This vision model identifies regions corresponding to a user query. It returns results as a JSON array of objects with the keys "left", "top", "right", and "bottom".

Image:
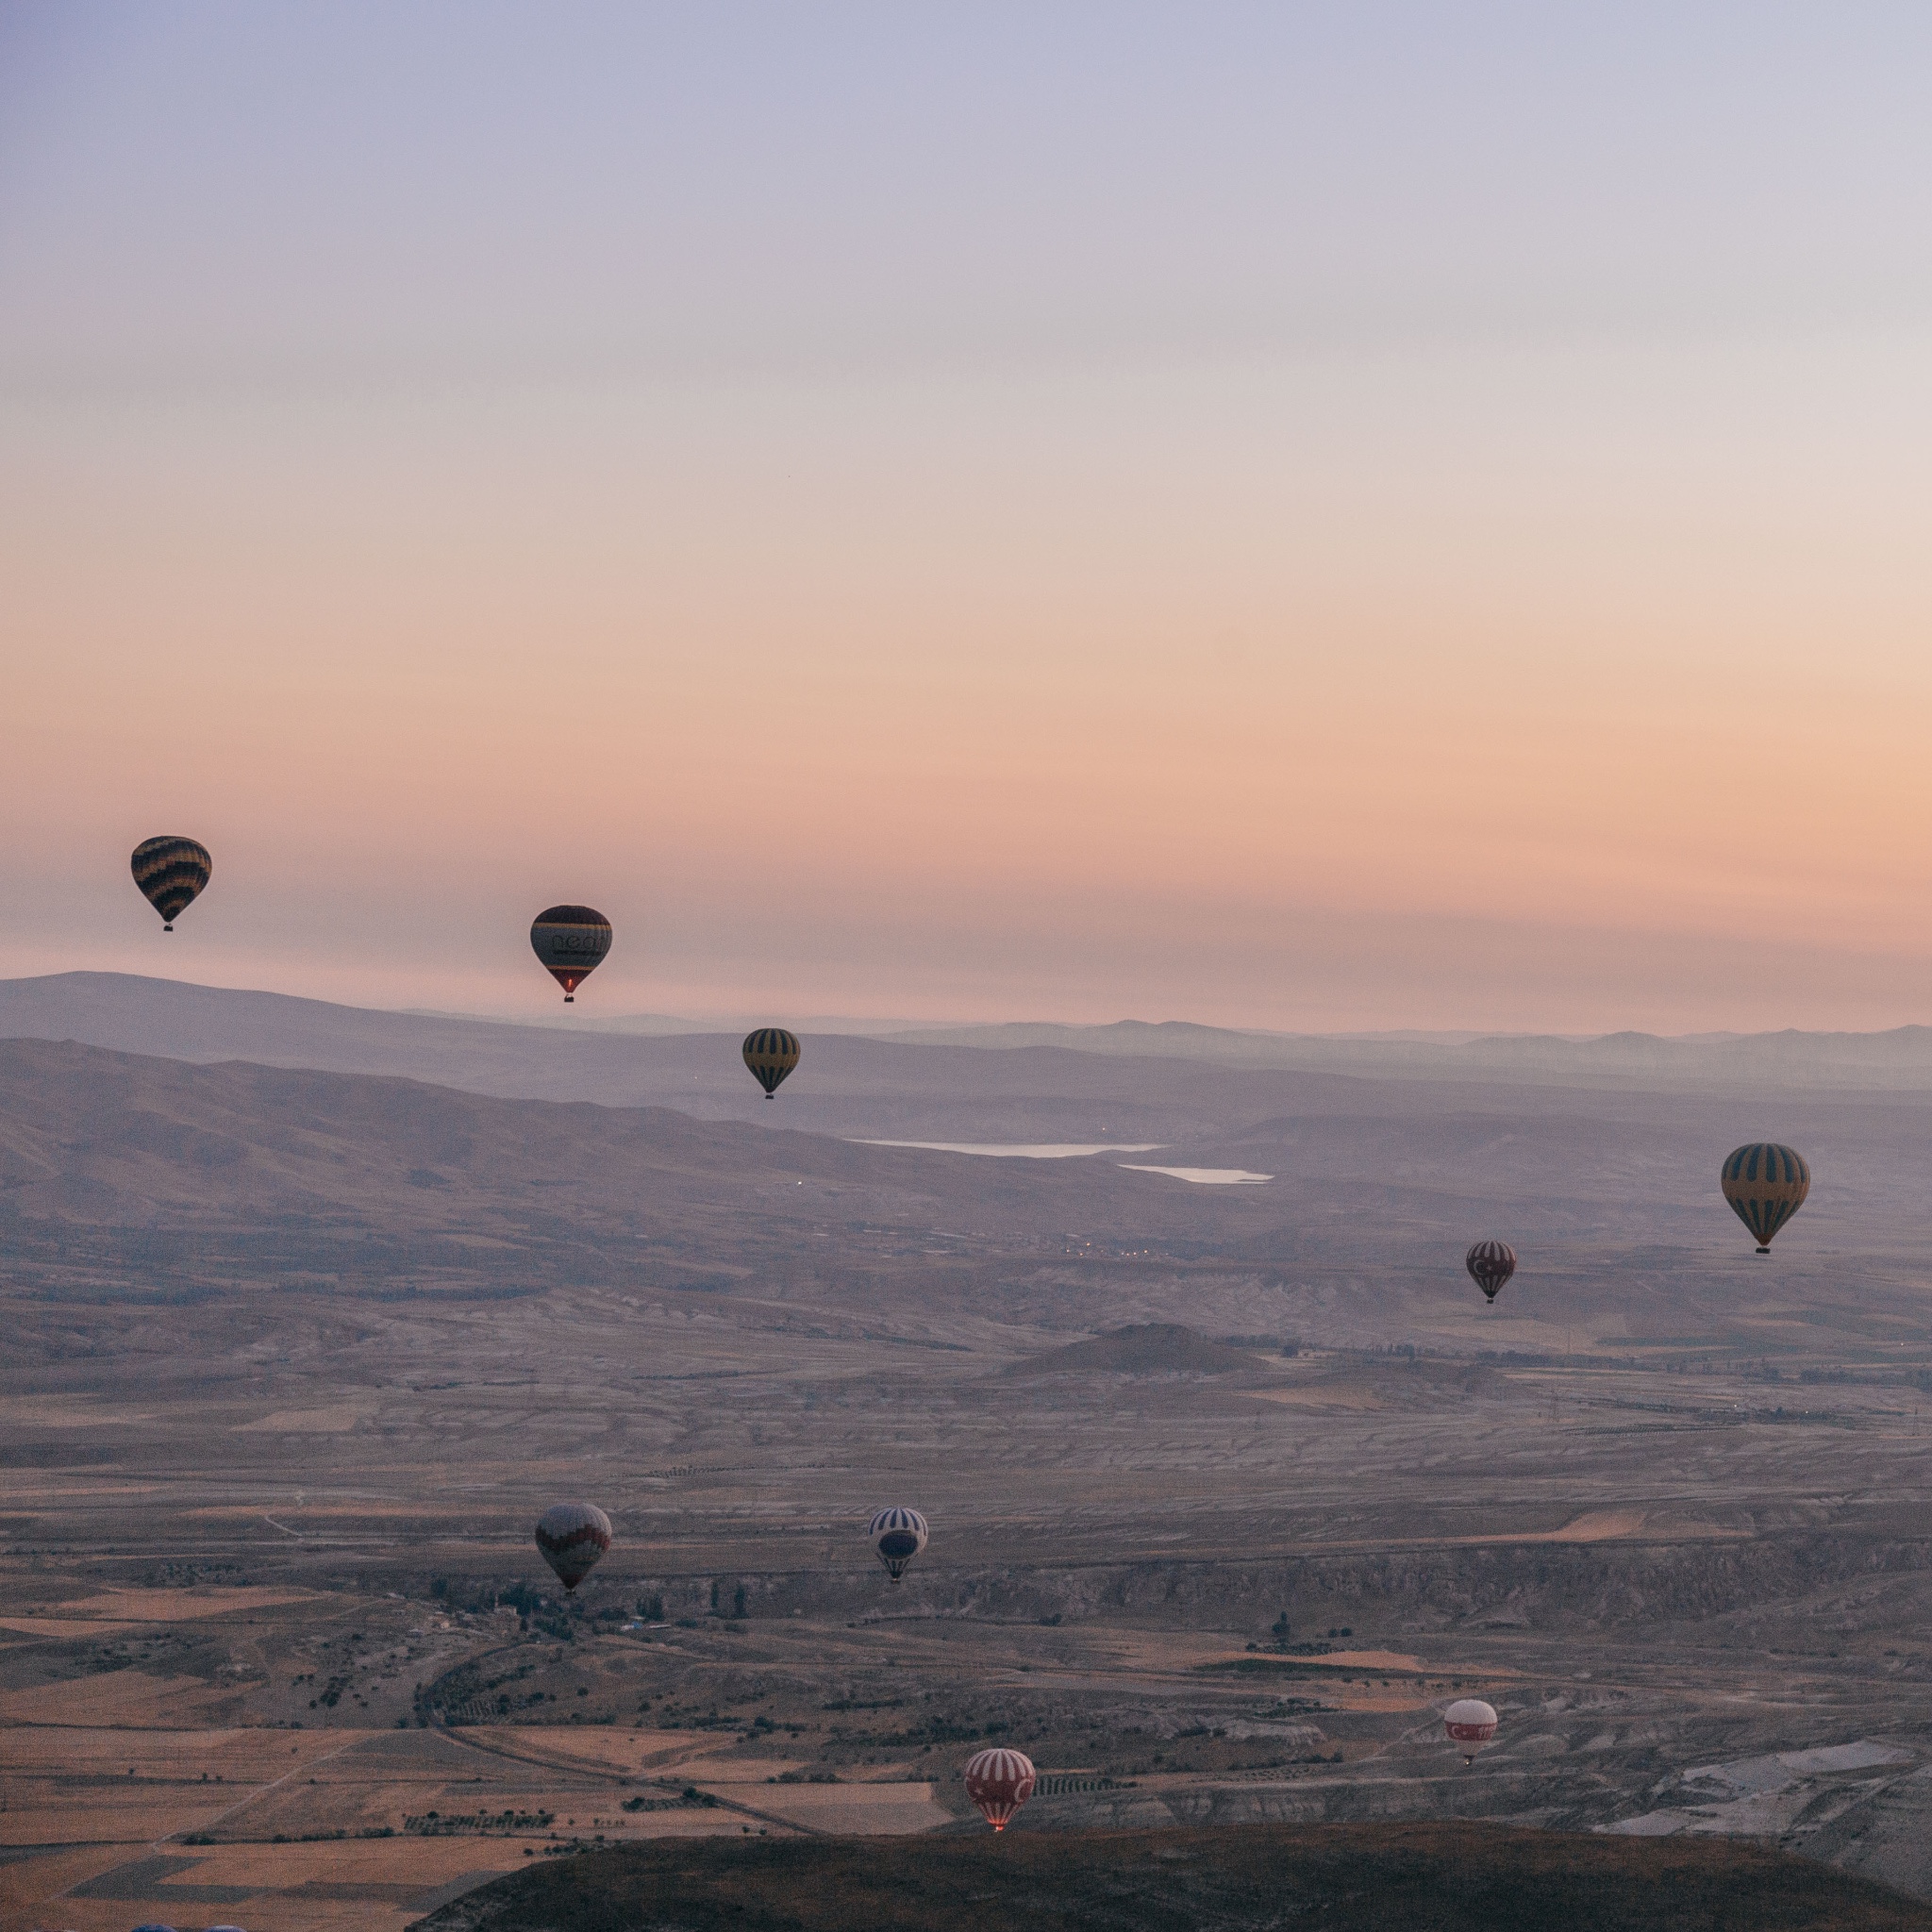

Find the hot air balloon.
[
  {"left": 742, "top": 1027, "right": 801, "bottom": 1099},
  {"left": 131, "top": 836, "right": 211, "bottom": 931},
  {"left": 963, "top": 1746, "right": 1036, "bottom": 1831},
  {"left": 1443, "top": 1697, "right": 1498, "bottom": 1766},
  {"left": 1721, "top": 1142, "right": 1810, "bottom": 1255},
  {"left": 868, "top": 1507, "right": 927, "bottom": 1583},
  {"left": 1464, "top": 1240, "right": 1516, "bottom": 1305},
  {"left": 529, "top": 906, "right": 611, "bottom": 1002},
  {"left": 534, "top": 1501, "right": 611, "bottom": 1591}
]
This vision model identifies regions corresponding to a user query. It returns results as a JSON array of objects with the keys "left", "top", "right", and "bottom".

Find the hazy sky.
[{"left": 6, "top": 4, "right": 1932, "bottom": 1031}]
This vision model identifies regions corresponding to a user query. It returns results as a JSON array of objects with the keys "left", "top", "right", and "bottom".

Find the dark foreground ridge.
[{"left": 411, "top": 1822, "right": 1932, "bottom": 1931}]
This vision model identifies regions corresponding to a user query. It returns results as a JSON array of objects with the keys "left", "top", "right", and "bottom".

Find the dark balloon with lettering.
[{"left": 530, "top": 906, "right": 612, "bottom": 1002}]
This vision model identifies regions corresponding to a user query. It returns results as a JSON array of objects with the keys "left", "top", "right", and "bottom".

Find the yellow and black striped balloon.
[
  {"left": 529, "top": 905, "right": 611, "bottom": 1002},
  {"left": 742, "top": 1026, "right": 801, "bottom": 1098},
  {"left": 1720, "top": 1141, "right": 1810, "bottom": 1254},
  {"left": 131, "top": 836, "right": 211, "bottom": 930}
]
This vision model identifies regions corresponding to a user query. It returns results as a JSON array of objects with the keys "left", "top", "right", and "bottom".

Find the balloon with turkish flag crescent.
[
  {"left": 963, "top": 1747, "right": 1036, "bottom": 1831},
  {"left": 1444, "top": 1697, "right": 1498, "bottom": 1766}
]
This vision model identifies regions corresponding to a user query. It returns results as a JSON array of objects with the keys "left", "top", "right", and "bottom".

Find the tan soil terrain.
[{"left": 8, "top": 986, "right": 1932, "bottom": 1928}]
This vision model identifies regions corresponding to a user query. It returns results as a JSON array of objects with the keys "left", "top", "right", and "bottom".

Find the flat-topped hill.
[
  {"left": 1006, "top": 1321, "right": 1264, "bottom": 1377},
  {"left": 412, "top": 1821, "right": 1932, "bottom": 1930}
]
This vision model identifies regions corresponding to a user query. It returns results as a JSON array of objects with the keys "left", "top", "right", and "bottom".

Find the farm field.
[{"left": 13, "top": 1318, "right": 1932, "bottom": 1929}]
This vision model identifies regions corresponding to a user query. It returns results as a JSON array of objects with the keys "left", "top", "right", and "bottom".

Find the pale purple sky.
[{"left": 6, "top": 4, "right": 1932, "bottom": 1029}]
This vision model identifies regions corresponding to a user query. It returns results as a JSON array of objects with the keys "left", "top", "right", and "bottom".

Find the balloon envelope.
[
  {"left": 742, "top": 1027, "right": 801, "bottom": 1097},
  {"left": 963, "top": 1746, "right": 1036, "bottom": 1830},
  {"left": 534, "top": 1501, "right": 611, "bottom": 1591},
  {"left": 1464, "top": 1240, "right": 1516, "bottom": 1303},
  {"left": 131, "top": 836, "right": 211, "bottom": 929},
  {"left": 530, "top": 906, "right": 611, "bottom": 1001},
  {"left": 1444, "top": 1697, "right": 1498, "bottom": 1763},
  {"left": 867, "top": 1506, "right": 928, "bottom": 1582},
  {"left": 1721, "top": 1142, "right": 1809, "bottom": 1253}
]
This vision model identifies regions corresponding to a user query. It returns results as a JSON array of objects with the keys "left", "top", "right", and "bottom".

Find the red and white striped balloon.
[
  {"left": 963, "top": 1746, "right": 1036, "bottom": 1831},
  {"left": 1463, "top": 1240, "right": 1517, "bottom": 1304}
]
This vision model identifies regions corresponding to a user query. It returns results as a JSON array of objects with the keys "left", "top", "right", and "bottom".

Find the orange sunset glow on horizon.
[{"left": 7, "top": 6, "right": 1932, "bottom": 1036}]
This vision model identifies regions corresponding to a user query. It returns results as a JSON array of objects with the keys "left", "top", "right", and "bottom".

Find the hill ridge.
[{"left": 412, "top": 1820, "right": 1932, "bottom": 1930}]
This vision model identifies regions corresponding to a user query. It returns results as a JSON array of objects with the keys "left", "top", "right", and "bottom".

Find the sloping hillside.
[
  {"left": 0, "top": 1038, "right": 1293, "bottom": 1306},
  {"left": 6, "top": 1032, "right": 1931, "bottom": 1362}
]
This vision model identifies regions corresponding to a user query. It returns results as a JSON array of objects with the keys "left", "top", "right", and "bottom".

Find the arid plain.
[{"left": 8, "top": 975, "right": 1932, "bottom": 1930}]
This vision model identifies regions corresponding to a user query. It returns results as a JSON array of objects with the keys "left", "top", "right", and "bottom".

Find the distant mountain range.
[
  {"left": 8, "top": 973, "right": 1932, "bottom": 1099},
  {"left": 884, "top": 1016, "right": 1932, "bottom": 1089},
  {"left": 0, "top": 971, "right": 1371, "bottom": 1141}
]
